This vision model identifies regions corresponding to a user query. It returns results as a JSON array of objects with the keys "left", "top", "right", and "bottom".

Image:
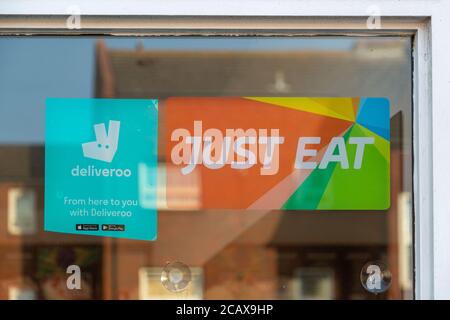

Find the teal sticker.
[{"left": 45, "top": 98, "right": 158, "bottom": 241}]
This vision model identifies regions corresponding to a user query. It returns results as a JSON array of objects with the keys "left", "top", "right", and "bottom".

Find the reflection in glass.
[{"left": 0, "top": 36, "right": 413, "bottom": 300}]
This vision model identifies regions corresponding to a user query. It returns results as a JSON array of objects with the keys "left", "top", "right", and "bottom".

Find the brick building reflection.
[{"left": 0, "top": 39, "right": 413, "bottom": 300}]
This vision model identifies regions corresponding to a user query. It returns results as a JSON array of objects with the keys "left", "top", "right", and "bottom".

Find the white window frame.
[{"left": 1, "top": 0, "right": 449, "bottom": 300}]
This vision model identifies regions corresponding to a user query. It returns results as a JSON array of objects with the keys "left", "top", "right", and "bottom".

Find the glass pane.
[{"left": 0, "top": 36, "right": 413, "bottom": 300}]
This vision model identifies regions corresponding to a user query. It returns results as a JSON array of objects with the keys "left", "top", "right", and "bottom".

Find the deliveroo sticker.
[{"left": 45, "top": 98, "right": 158, "bottom": 240}]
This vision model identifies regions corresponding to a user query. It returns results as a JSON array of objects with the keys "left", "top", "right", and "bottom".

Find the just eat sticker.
[{"left": 165, "top": 97, "right": 390, "bottom": 210}]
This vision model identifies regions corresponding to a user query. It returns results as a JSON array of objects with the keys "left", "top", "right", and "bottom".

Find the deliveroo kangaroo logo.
[{"left": 82, "top": 120, "right": 120, "bottom": 163}]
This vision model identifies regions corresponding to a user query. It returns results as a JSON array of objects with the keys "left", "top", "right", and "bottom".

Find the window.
[{"left": 0, "top": 36, "right": 414, "bottom": 299}]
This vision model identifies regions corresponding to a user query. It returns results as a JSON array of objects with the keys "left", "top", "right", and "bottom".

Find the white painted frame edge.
[{"left": 0, "top": 0, "right": 449, "bottom": 300}]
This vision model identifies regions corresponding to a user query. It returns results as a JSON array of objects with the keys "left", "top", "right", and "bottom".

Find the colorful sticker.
[
  {"left": 45, "top": 98, "right": 158, "bottom": 240},
  {"left": 165, "top": 97, "right": 390, "bottom": 210}
]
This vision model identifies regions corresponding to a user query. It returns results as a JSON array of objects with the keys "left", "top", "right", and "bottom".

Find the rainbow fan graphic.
[
  {"left": 165, "top": 97, "right": 390, "bottom": 210},
  {"left": 247, "top": 97, "right": 390, "bottom": 210}
]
